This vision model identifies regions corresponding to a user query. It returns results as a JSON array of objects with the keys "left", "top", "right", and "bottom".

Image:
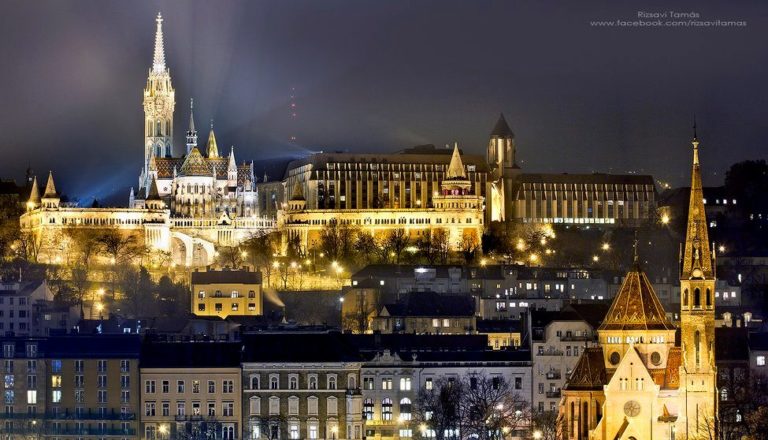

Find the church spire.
[
  {"left": 152, "top": 12, "right": 166, "bottom": 73},
  {"left": 681, "top": 124, "right": 713, "bottom": 280},
  {"left": 207, "top": 120, "right": 219, "bottom": 158},
  {"left": 186, "top": 98, "right": 198, "bottom": 154},
  {"left": 446, "top": 142, "right": 467, "bottom": 179}
]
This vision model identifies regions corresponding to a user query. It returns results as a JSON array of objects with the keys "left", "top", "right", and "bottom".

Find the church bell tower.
[
  {"left": 141, "top": 12, "right": 175, "bottom": 191},
  {"left": 678, "top": 123, "right": 717, "bottom": 438}
]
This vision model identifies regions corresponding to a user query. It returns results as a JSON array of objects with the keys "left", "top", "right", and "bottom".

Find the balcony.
[
  {"left": 2, "top": 411, "right": 135, "bottom": 421},
  {"left": 560, "top": 334, "right": 593, "bottom": 342},
  {"left": 545, "top": 371, "right": 562, "bottom": 380},
  {"left": 537, "top": 349, "right": 564, "bottom": 356},
  {"left": 545, "top": 390, "right": 561, "bottom": 398},
  {"left": 45, "top": 427, "right": 137, "bottom": 436}
]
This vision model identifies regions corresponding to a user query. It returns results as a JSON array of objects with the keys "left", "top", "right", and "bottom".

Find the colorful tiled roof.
[
  {"left": 564, "top": 347, "right": 607, "bottom": 390},
  {"left": 598, "top": 266, "right": 675, "bottom": 331}
]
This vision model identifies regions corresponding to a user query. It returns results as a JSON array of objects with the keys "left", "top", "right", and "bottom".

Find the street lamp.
[
  {"left": 532, "top": 430, "right": 542, "bottom": 440},
  {"left": 601, "top": 243, "right": 610, "bottom": 251},
  {"left": 660, "top": 213, "right": 670, "bottom": 225},
  {"left": 331, "top": 425, "right": 338, "bottom": 440},
  {"left": 592, "top": 255, "right": 599, "bottom": 262}
]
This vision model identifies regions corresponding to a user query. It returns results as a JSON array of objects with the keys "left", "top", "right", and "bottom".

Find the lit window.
[{"left": 757, "top": 356, "right": 766, "bottom": 366}]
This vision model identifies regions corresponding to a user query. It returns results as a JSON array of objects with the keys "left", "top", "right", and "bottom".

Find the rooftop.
[{"left": 191, "top": 269, "right": 262, "bottom": 285}]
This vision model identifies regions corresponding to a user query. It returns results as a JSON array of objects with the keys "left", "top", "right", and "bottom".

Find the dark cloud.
[{"left": 0, "top": 0, "right": 765, "bottom": 204}]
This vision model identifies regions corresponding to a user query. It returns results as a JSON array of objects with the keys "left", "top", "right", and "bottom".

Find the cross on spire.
[{"left": 152, "top": 12, "right": 166, "bottom": 73}]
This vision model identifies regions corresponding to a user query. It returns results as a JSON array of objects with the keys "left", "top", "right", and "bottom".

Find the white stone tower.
[{"left": 141, "top": 12, "right": 175, "bottom": 191}]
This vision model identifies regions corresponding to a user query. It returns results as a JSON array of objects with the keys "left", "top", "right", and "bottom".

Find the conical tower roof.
[
  {"left": 146, "top": 176, "right": 161, "bottom": 201},
  {"left": 180, "top": 148, "right": 211, "bottom": 176},
  {"left": 43, "top": 171, "right": 57, "bottom": 198},
  {"left": 598, "top": 264, "right": 675, "bottom": 331},
  {"left": 681, "top": 128, "right": 713, "bottom": 279},
  {"left": 491, "top": 113, "right": 514, "bottom": 138},
  {"left": 445, "top": 143, "right": 467, "bottom": 180},
  {"left": 207, "top": 122, "right": 219, "bottom": 158},
  {"left": 28, "top": 176, "right": 40, "bottom": 204},
  {"left": 290, "top": 179, "right": 305, "bottom": 201}
]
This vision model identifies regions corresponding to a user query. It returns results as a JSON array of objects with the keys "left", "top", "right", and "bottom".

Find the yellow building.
[
  {"left": 476, "top": 319, "right": 522, "bottom": 350},
  {"left": 559, "top": 130, "right": 717, "bottom": 440},
  {"left": 191, "top": 270, "right": 263, "bottom": 318}
]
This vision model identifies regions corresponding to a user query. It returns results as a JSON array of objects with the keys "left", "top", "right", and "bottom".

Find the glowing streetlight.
[
  {"left": 515, "top": 240, "right": 525, "bottom": 251},
  {"left": 272, "top": 261, "right": 280, "bottom": 269},
  {"left": 158, "top": 424, "right": 169, "bottom": 436},
  {"left": 592, "top": 255, "right": 599, "bottom": 262},
  {"left": 290, "top": 261, "right": 297, "bottom": 269},
  {"left": 241, "top": 251, "right": 248, "bottom": 258},
  {"left": 533, "top": 431, "right": 542, "bottom": 440},
  {"left": 529, "top": 254, "right": 538, "bottom": 263},
  {"left": 601, "top": 243, "right": 610, "bottom": 251},
  {"left": 480, "top": 258, "right": 487, "bottom": 267},
  {"left": 95, "top": 303, "right": 104, "bottom": 313},
  {"left": 661, "top": 214, "right": 670, "bottom": 225},
  {"left": 718, "top": 245, "right": 726, "bottom": 254}
]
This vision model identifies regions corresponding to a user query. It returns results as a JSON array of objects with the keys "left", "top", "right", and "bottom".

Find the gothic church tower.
[
  {"left": 141, "top": 13, "right": 175, "bottom": 191},
  {"left": 678, "top": 125, "right": 717, "bottom": 438}
]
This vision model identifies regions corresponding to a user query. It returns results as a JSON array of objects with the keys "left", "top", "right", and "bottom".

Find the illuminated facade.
[
  {"left": 279, "top": 144, "right": 486, "bottom": 252},
  {"left": 20, "top": 13, "right": 275, "bottom": 267},
  {"left": 486, "top": 114, "right": 657, "bottom": 227},
  {"left": 559, "top": 132, "right": 717, "bottom": 440}
]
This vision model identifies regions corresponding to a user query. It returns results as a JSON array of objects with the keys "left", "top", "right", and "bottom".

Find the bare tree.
[
  {"left": 461, "top": 373, "right": 530, "bottom": 440},
  {"left": 217, "top": 246, "right": 244, "bottom": 269},
  {"left": 530, "top": 409, "right": 560, "bottom": 440},
  {"left": 97, "top": 228, "right": 142, "bottom": 299},
  {"left": 414, "top": 377, "right": 465, "bottom": 440},
  {"left": 354, "top": 232, "right": 378, "bottom": 265},
  {"left": 383, "top": 229, "right": 410, "bottom": 264},
  {"left": 459, "top": 230, "right": 480, "bottom": 265}
]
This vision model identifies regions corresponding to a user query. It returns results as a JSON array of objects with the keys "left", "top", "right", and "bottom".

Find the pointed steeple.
[
  {"left": 446, "top": 142, "right": 467, "bottom": 179},
  {"left": 43, "top": 171, "right": 57, "bottom": 198},
  {"left": 290, "top": 179, "right": 305, "bottom": 201},
  {"left": 207, "top": 120, "right": 219, "bottom": 158},
  {"left": 681, "top": 124, "right": 713, "bottom": 280},
  {"left": 186, "top": 98, "right": 198, "bottom": 153},
  {"left": 152, "top": 12, "right": 166, "bottom": 73},
  {"left": 227, "top": 146, "right": 238, "bottom": 184},
  {"left": 490, "top": 113, "right": 514, "bottom": 138},
  {"left": 146, "top": 176, "right": 161, "bottom": 201},
  {"left": 27, "top": 176, "right": 40, "bottom": 207}
]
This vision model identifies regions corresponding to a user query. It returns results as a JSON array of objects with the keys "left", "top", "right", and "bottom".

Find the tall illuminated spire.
[
  {"left": 186, "top": 98, "right": 198, "bottom": 154},
  {"left": 152, "top": 12, "right": 166, "bottom": 73},
  {"left": 681, "top": 120, "right": 712, "bottom": 280}
]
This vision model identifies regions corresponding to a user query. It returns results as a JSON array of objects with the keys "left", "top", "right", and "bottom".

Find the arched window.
[
  {"left": 289, "top": 376, "right": 298, "bottom": 390},
  {"left": 328, "top": 375, "right": 337, "bottom": 390},
  {"left": 363, "top": 399, "right": 374, "bottom": 420},
  {"left": 706, "top": 289, "right": 712, "bottom": 307},
  {"left": 695, "top": 331, "right": 701, "bottom": 367},
  {"left": 249, "top": 396, "right": 261, "bottom": 415},
  {"left": 250, "top": 376, "right": 260, "bottom": 390},
  {"left": 399, "top": 398, "right": 412, "bottom": 421},
  {"left": 382, "top": 398, "right": 393, "bottom": 420},
  {"left": 694, "top": 288, "right": 701, "bottom": 308},
  {"left": 308, "top": 375, "right": 317, "bottom": 390},
  {"left": 720, "top": 387, "right": 728, "bottom": 401},
  {"left": 270, "top": 375, "right": 278, "bottom": 390},
  {"left": 683, "top": 289, "right": 689, "bottom": 307},
  {"left": 156, "top": 121, "right": 162, "bottom": 136},
  {"left": 347, "top": 374, "right": 357, "bottom": 390}
]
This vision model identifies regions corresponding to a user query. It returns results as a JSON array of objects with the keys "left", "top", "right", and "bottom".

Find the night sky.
[{"left": 1, "top": 0, "right": 766, "bottom": 205}]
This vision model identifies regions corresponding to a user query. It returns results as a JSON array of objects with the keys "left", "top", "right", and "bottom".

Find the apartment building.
[
  {"left": 140, "top": 341, "right": 243, "bottom": 440},
  {"left": 241, "top": 333, "right": 364, "bottom": 440},
  {"left": 45, "top": 335, "right": 142, "bottom": 439},
  {"left": 528, "top": 305, "right": 607, "bottom": 413}
]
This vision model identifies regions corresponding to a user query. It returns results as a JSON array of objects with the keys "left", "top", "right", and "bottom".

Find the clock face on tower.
[{"left": 624, "top": 400, "right": 641, "bottom": 417}]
